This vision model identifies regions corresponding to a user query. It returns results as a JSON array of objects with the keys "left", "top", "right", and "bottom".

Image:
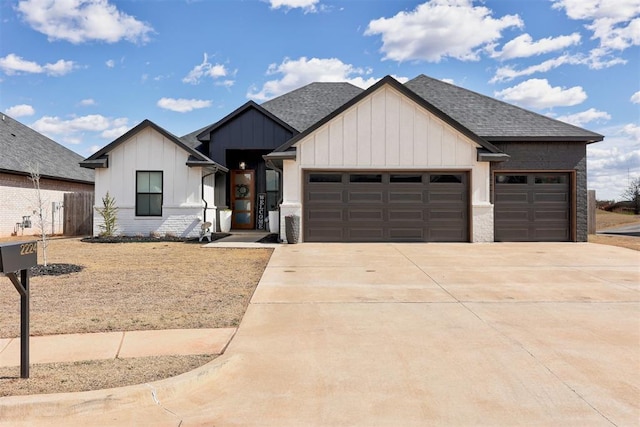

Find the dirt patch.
[
  {"left": 0, "top": 355, "right": 216, "bottom": 397},
  {"left": 0, "top": 238, "right": 272, "bottom": 396}
]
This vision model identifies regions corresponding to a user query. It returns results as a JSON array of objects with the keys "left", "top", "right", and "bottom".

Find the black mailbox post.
[{"left": 0, "top": 241, "right": 37, "bottom": 378}]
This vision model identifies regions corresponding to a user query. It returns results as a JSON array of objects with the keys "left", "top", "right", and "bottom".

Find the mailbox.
[
  {"left": 1, "top": 240, "right": 37, "bottom": 378},
  {"left": 0, "top": 241, "right": 37, "bottom": 273}
]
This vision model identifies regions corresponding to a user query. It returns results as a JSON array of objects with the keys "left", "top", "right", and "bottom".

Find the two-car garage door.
[{"left": 303, "top": 171, "right": 469, "bottom": 242}]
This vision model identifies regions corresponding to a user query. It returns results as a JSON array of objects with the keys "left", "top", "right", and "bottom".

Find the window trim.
[{"left": 136, "top": 170, "right": 163, "bottom": 217}]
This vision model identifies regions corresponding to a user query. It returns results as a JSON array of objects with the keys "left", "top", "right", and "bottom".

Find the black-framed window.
[{"left": 136, "top": 171, "right": 163, "bottom": 216}]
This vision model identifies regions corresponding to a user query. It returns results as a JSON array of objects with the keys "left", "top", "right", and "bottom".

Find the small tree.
[
  {"left": 95, "top": 192, "right": 119, "bottom": 237},
  {"left": 28, "top": 164, "right": 49, "bottom": 266},
  {"left": 621, "top": 176, "right": 640, "bottom": 214}
]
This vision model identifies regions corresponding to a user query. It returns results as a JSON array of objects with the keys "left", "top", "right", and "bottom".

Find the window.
[
  {"left": 535, "top": 175, "right": 568, "bottom": 184},
  {"left": 390, "top": 174, "right": 422, "bottom": 183},
  {"left": 266, "top": 169, "right": 279, "bottom": 211},
  {"left": 350, "top": 174, "right": 382, "bottom": 183},
  {"left": 495, "top": 175, "right": 527, "bottom": 184},
  {"left": 136, "top": 171, "right": 163, "bottom": 216},
  {"left": 309, "top": 173, "right": 342, "bottom": 183},
  {"left": 430, "top": 174, "right": 462, "bottom": 183}
]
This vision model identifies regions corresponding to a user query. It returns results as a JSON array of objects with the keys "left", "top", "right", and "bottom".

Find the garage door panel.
[
  {"left": 307, "top": 209, "right": 343, "bottom": 221},
  {"left": 534, "top": 210, "right": 568, "bottom": 221},
  {"left": 495, "top": 193, "right": 529, "bottom": 203},
  {"left": 428, "top": 228, "right": 467, "bottom": 242},
  {"left": 307, "top": 191, "right": 343, "bottom": 203},
  {"left": 389, "top": 192, "right": 424, "bottom": 202},
  {"left": 495, "top": 210, "right": 530, "bottom": 221},
  {"left": 389, "top": 228, "right": 425, "bottom": 240},
  {"left": 306, "top": 228, "right": 345, "bottom": 241},
  {"left": 304, "top": 171, "right": 468, "bottom": 242},
  {"left": 349, "top": 210, "right": 384, "bottom": 221},
  {"left": 495, "top": 172, "right": 570, "bottom": 242},
  {"left": 348, "top": 191, "right": 383, "bottom": 203},
  {"left": 348, "top": 228, "right": 384, "bottom": 240},
  {"left": 534, "top": 193, "right": 568, "bottom": 203},
  {"left": 388, "top": 210, "right": 424, "bottom": 221}
]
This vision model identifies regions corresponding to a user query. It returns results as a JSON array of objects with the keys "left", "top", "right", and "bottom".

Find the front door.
[{"left": 231, "top": 169, "right": 255, "bottom": 229}]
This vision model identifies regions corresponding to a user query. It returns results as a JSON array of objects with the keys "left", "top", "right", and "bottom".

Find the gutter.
[{"left": 201, "top": 168, "right": 219, "bottom": 224}]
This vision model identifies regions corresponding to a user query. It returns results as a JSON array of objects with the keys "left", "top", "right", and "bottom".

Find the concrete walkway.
[
  {"left": 0, "top": 243, "right": 638, "bottom": 426},
  {"left": 599, "top": 223, "right": 640, "bottom": 237},
  {"left": 0, "top": 329, "right": 236, "bottom": 367}
]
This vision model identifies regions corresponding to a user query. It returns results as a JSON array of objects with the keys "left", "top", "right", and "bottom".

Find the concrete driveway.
[{"left": 1, "top": 243, "right": 638, "bottom": 426}]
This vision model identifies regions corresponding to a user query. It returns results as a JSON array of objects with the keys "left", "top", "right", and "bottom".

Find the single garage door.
[
  {"left": 303, "top": 171, "right": 469, "bottom": 242},
  {"left": 494, "top": 172, "right": 571, "bottom": 242}
]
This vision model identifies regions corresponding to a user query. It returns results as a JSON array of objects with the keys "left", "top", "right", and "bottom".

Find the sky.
[{"left": 0, "top": 0, "right": 638, "bottom": 201}]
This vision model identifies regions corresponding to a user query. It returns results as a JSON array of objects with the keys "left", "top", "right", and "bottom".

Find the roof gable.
[
  {"left": 270, "top": 76, "right": 502, "bottom": 156},
  {"left": 81, "top": 119, "right": 225, "bottom": 171},
  {"left": 0, "top": 113, "right": 94, "bottom": 183},
  {"left": 404, "top": 75, "right": 604, "bottom": 143},
  {"left": 195, "top": 101, "right": 297, "bottom": 142}
]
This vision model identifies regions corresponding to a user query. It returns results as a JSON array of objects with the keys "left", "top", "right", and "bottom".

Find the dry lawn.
[
  {"left": 0, "top": 238, "right": 272, "bottom": 396},
  {"left": 588, "top": 210, "right": 640, "bottom": 252}
]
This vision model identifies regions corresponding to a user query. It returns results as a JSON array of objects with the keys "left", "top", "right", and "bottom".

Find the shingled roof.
[
  {"left": 261, "top": 82, "right": 364, "bottom": 132},
  {"left": 404, "top": 75, "right": 604, "bottom": 143},
  {"left": 0, "top": 113, "right": 94, "bottom": 183}
]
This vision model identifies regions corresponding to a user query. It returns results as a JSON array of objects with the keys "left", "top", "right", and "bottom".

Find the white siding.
[
  {"left": 296, "top": 86, "right": 480, "bottom": 172},
  {"left": 92, "top": 126, "right": 210, "bottom": 237},
  {"left": 282, "top": 84, "right": 494, "bottom": 242}
]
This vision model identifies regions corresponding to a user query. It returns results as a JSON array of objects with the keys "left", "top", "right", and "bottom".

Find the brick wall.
[
  {"left": 491, "top": 142, "right": 588, "bottom": 242},
  {"left": 0, "top": 172, "right": 94, "bottom": 237}
]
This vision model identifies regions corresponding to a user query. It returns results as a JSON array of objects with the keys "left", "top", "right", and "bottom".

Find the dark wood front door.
[{"left": 231, "top": 170, "right": 255, "bottom": 229}]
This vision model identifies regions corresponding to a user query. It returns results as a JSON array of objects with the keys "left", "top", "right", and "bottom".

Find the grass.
[
  {"left": 588, "top": 210, "right": 640, "bottom": 252},
  {"left": 0, "top": 238, "right": 272, "bottom": 396}
]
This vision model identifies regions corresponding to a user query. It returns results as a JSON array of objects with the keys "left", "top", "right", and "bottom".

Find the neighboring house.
[
  {"left": 82, "top": 74, "right": 603, "bottom": 242},
  {"left": 0, "top": 113, "right": 95, "bottom": 238}
]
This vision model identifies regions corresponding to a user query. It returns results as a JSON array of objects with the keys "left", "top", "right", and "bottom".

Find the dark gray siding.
[
  {"left": 209, "top": 108, "right": 294, "bottom": 167},
  {"left": 491, "top": 142, "right": 588, "bottom": 242}
]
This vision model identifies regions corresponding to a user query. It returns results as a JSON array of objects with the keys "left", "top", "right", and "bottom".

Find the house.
[
  {"left": 81, "top": 74, "right": 603, "bottom": 242},
  {"left": 0, "top": 113, "right": 95, "bottom": 238}
]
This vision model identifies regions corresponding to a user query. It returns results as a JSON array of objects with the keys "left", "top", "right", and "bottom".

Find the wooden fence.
[{"left": 63, "top": 192, "right": 94, "bottom": 236}]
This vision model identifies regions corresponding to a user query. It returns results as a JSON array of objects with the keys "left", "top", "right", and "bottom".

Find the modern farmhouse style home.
[{"left": 81, "top": 74, "right": 603, "bottom": 242}]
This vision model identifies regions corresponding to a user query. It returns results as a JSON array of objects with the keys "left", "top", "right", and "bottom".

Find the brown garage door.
[
  {"left": 303, "top": 171, "right": 469, "bottom": 242},
  {"left": 494, "top": 173, "right": 571, "bottom": 242}
]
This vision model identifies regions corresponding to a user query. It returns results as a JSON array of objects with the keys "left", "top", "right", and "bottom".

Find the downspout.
[{"left": 201, "top": 170, "right": 216, "bottom": 223}]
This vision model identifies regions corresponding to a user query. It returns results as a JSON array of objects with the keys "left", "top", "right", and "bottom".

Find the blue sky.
[{"left": 1, "top": 0, "right": 638, "bottom": 201}]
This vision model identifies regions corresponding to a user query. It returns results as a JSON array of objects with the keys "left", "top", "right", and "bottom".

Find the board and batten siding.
[
  {"left": 281, "top": 84, "right": 494, "bottom": 242},
  {"left": 93, "top": 126, "right": 209, "bottom": 237}
]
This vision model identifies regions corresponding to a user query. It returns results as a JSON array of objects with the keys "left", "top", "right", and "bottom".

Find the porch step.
[{"left": 214, "top": 232, "right": 270, "bottom": 243}]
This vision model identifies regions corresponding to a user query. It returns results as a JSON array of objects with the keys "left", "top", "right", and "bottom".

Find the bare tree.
[
  {"left": 27, "top": 164, "right": 49, "bottom": 266},
  {"left": 621, "top": 176, "right": 640, "bottom": 214}
]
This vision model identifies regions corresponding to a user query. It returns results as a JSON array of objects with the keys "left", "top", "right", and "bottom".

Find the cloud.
[
  {"left": 5, "top": 104, "right": 35, "bottom": 117},
  {"left": 490, "top": 54, "right": 583, "bottom": 83},
  {"left": 554, "top": 108, "right": 611, "bottom": 127},
  {"left": 552, "top": 0, "right": 640, "bottom": 67},
  {"left": 16, "top": 0, "right": 153, "bottom": 44},
  {"left": 79, "top": 98, "right": 96, "bottom": 106},
  {"left": 364, "top": 0, "right": 522, "bottom": 63},
  {"left": 157, "top": 98, "right": 212, "bottom": 113},
  {"left": 0, "top": 53, "right": 75, "bottom": 76},
  {"left": 182, "top": 54, "right": 232, "bottom": 85},
  {"left": 587, "top": 123, "right": 640, "bottom": 200},
  {"left": 492, "top": 33, "right": 581, "bottom": 60},
  {"left": 30, "top": 114, "right": 130, "bottom": 143},
  {"left": 269, "top": 0, "right": 320, "bottom": 13},
  {"left": 494, "top": 78, "right": 587, "bottom": 109},
  {"left": 631, "top": 91, "right": 640, "bottom": 104},
  {"left": 106, "top": 59, "right": 115, "bottom": 68},
  {"left": 247, "top": 56, "right": 407, "bottom": 101}
]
